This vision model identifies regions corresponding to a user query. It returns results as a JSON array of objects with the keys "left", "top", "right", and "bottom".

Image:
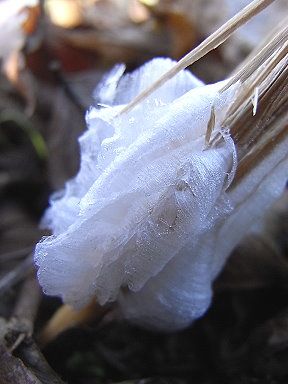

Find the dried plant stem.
[
  {"left": 39, "top": 300, "right": 109, "bottom": 346},
  {"left": 17, "top": 341, "right": 66, "bottom": 384},
  {"left": 224, "top": 42, "right": 288, "bottom": 123},
  {"left": 118, "top": 0, "right": 276, "bottom": 115},
  {"left": 0, "top": 246, "right": 33, "bottom": 264},
  {"left": 12, "top": 275, "right": 42, "bottom": 337},
  {"left": 230, "top": 117, "right": 287, "bottom": 187},
  {"left": 0, "top": 273, "right": 65, "bottom": 384},
  {"left": 231, "top": 63, "right": 287, "bottom": 148},
  {"left": 0, "top": 345, "right": 43, "bottom": 384},
  {"left": 219, "top": 26, "right": 288, "bottom": 186},
  {"left": 221, "top": 19, "right": 288, "bottom": 92},
  {"left": 195, "top": 10, "right": 288, "bottom": 187},
  {"left": 0, "top": 254, "right": 34, "bottom": 295}
]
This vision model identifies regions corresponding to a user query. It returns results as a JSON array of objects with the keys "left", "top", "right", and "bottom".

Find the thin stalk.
[{"left": 118, "top": 0, "right": 276, "bottom": 116}]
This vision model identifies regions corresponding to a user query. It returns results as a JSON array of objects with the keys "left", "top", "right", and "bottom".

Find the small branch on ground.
[
  {"left": 0, "top": 254, "right": 34, "bottom": 296},
  {"left": 0, "top": 273, "right": 66, "bottom": 384}
]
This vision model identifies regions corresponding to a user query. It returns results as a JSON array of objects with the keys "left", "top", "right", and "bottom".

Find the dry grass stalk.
[
  {"left": 217, "top": 22, "right": 288, "bottom": 185},
  {"left": 221, "top": 18, "right": 288, "bottom": 91},
  {"left": 119, "top": 0, "right": 276, "bottom": 115},
  {"left": 39, "top": 300, "right": 108, "bottom": 346}
]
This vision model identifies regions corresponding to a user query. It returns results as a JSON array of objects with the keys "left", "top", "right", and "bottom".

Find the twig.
[
  {"left": 1, "top": 273, "right": 66, "bottom": 384},
  {"left": 0, "top": 343, "right": 43, "bottom": 384},
  {"left": 17, "top": 340, "right": 66, "bottom": 384},
  {"left": 0, "top": 254, "right": 34, "bottom": 296},
  {"left": 0, "top": 246, "right": 33, "bottom": 264},
  {"left": 5, "top": 274, "right": 41, "bottom": 354},
  {"left": 49, "top": 61, "right": 87, "bottom": 114},
  {"left": 11, "top": 275, "right": 42, "bottom": 337}
]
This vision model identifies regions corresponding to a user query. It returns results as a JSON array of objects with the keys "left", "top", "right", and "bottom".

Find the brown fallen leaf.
[{"left": 0, "top": 1, "right": 41, "bottom": 114}]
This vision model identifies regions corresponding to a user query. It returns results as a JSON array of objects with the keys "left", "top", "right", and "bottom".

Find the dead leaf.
[{"left": 0, "top": 0, "right": 40, "bottom": 114}]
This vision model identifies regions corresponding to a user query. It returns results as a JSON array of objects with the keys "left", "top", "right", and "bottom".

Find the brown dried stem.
[
  {"left": 221, "top": 17, "right": 288, "bottom": 91},
  {"left": 118, "top": 0, "right": 276, "bottom": 115},
  {"left": 0, "top": 254, "right": 34, "bottom": 296},
  {"left": 0, "top": 273, "right": 65, "bottom": 384},
  {"left": 220, "top": 37, "right": 288, "bottom": 185},
  {"left": 39, "top": 300, "right": 109, "bottom": 347}
]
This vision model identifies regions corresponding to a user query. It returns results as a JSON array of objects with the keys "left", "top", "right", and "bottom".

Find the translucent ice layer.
[{"left": 34, "top": 58, "right": 287, "bottom": 331}]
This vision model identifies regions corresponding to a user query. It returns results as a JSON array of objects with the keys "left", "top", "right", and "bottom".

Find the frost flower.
[{"left": 35, "top": 58, "right": 287, "bottom": 331}]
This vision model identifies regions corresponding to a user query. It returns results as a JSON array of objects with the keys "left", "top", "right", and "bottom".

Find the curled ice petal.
[{"left": 35, "top": 57, "right": 287, "bottom": 330}]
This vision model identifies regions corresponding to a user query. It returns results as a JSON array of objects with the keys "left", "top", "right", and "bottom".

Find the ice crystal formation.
[{"left": 35, "top": 58, "right": 287, "bottom": 331}]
